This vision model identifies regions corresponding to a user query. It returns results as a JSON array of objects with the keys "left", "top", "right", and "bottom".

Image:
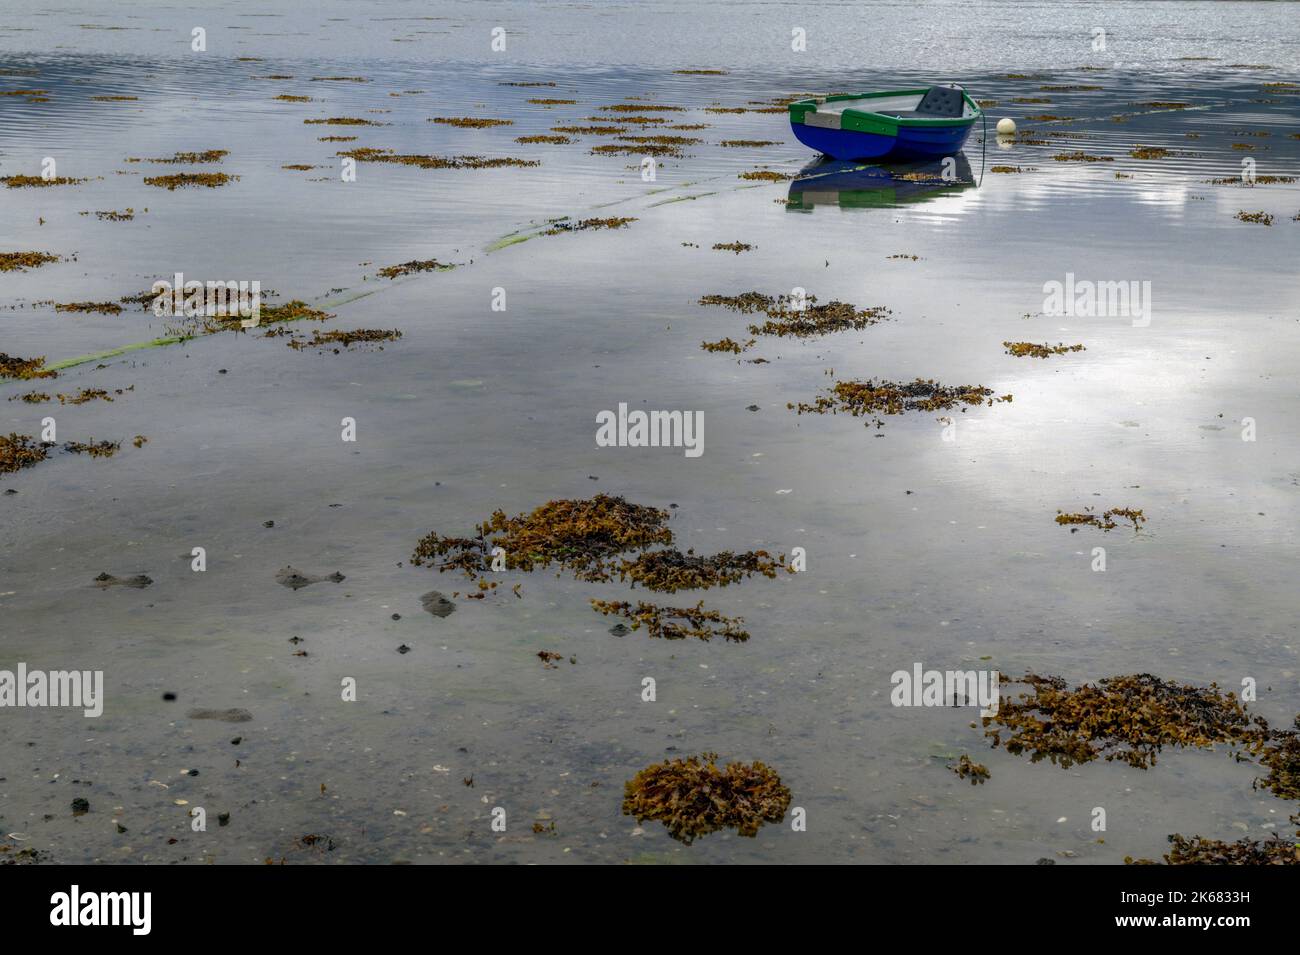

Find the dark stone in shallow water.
[
  {"left": 275, "top": 565, "right": 345, "bottom": 590},
  {"left": 71, "top": 797, "right": 89, "bottom": 815},
  {"left": 609, "top": 623, "right": 631, "bottom": 636},
  {"left": 421, "top": 591, "right": 456, "bottom": 618},
  {"left": 187, "top": 708, "right": 253, "bottom": 723},
  {"left": 93, "top": 572, "right": 152, "bottom": 589}
]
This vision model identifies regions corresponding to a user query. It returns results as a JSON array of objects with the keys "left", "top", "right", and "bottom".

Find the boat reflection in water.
[{"left": 785, "top": 153, "right": 975, "bottom": 213}]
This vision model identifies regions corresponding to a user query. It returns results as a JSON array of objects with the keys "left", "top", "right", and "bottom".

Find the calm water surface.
[{"left": 1, "top": 1, "right": 1298, "bottom": 863}]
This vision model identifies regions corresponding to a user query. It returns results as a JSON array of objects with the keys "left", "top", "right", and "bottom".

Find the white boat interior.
[{"left": 802, "top": 87, "right": 974, "bottom": 130}]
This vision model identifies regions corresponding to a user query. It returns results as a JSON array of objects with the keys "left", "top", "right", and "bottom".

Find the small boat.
[{"left": 788, "top": 85, "right": 981, "bottom": 161}]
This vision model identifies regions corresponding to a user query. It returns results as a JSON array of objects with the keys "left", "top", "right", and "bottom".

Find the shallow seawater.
[{"left": 1, "top": 2, "right": 1299, "bottom": 864}]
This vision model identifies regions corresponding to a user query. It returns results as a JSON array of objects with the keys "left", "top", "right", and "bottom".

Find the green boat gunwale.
[{"left": 789, "top": 88, "right": 982, "bottom": 137}]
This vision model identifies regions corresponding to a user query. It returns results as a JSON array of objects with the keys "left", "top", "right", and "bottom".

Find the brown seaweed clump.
[
  {"left": 542, "top": 216, "right": 636, "bottom": 235},
  {"left": 591, "top": 598, "right": 749, "bottom": 642},
  {"left": 700, "top": 337, "right": 754, "bottom": 354},
  {"left": 128, "top": 149, "right": 228, "bottom": 164},
  {"left": 1, "top": 175, "right": 87, "bottom": 188},
  {"left": 599, "top": 103, "right": 685, "bottom": 113},
  {"left": 515, "top": 134, "right": 571, "bottom": 145},
  {"left": 1127, "top": 834, "right": 1298, "bottom": 865},
  {"left": 1130, "top": 145, "right": 1173, "bottom": 159},
  {"left": 304, "top": 117, "right": 385, "bottom": 126},
  {"left": 55, "top": 302, "right": 123, "bottom": 315},
  {"left": 63, "top": 440, "right": 120, "bottom": 458},
  {"left": 790, "top": 379, "right": 1010, "bottom": 428},
  {"left": 984, "top": 673, "right": 1268, "bottom": 770},
  {"left": 430, "top": 117, "right": 513, "bottom": 128},
  {"left": 142, "top": 172, "right": 238, "bottom": 190},
  {"left": 1052, "top": 151, "right": 1113, "bottom": 162},
  {"left": 1004, "top": 341, "right": 1085, "bottom": 358},
  {"left": 9, "top": 392, "right": 50, "bottom": 403},
  {"left": 376, "top": 259, "right": 455, "bottom": 279},
  {"left": 738, "top": 170, "right": 792, "bottom": 181},
  {"left": 526, "top": 97, "right": 576, "bottom": 105},
  {"left": 337, "top": 147, "right": 538, "bottom": 170},
  {"left": 0, "top": 434, "right": 49, "bottom": 474},
  {"left": 622, "top": 754, "right": 791, "bottom": 843},
  {"left": 1055, "top": 507, "right": 1145, "bottom": 531},
  {"left": 1256, "top": 724, "right": 1300, "bottom": 800},
  {"left": 590, "top": 142, "right": 683, "bottom": 158},
  {"left": 0, "top": 354, "right": 57, "bottom": 380},
  {"left": 720, "top": 139, "right": 779, "bottom": 148},
  {"left": 1235, "top": 210, "right": 1274, "bottom": 225},
  {"left": 0, "top": 252, "right": 60, "bottom": 272},
  {"left": 699, "top": 291, "right": 890, "bottom": 340},
  {"left": 712, "top": 241, "right": 752, "bottom": 253},
  {"left": 411, "top": 494, "right": 673, "bottom": 581},
  {"left": 274, "top": 94, "right": 312, "bottom": 102},
  {"left": 287, "top": 328, "right": 401, "bottom": 351},
  {"left": 57, "top": 388, "right": 114, "bottom": 405},
  {"left": 615, "top": 547, "right": 783, "bottom": 593},
  {"left": 552, "top": 125, "right": 625, "bottom": 135},
  {"left": 1205, "top": 175, "right": 1296, "bottom": 185},
  {"left": 952, "top": 755, "right": 990, "bottom": 784}
]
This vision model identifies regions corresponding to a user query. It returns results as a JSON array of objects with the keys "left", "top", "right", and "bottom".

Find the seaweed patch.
[
  {"left": 0, "top": 354, "right": 57, "bottom": 379},
  {"left": 1055, "top": 507, "right": 1145, "bottom": 531},
  {"left": 1, "top": 175, "right": 88, "bottom": 188},
  {"left": 430, "top": 117, "right": 513, "bottom": 128},
  {"left": 338, "top": 147, "right": 538, "bottom": 169},
  {"left": 1234, "top": 210, "right": 1273, "bottom": 225},
  {"left": 982, "top": 673, "right": 1264, "bottom": 770},
  {"left": 1003, "top": 341, "right": 1085, "bottom": 358},
  {"left": 55, "top": 302, "right": 123, "bottom": 315},
  {"left": 951, "top": 755, "right": 990, "bottom": 784},
  {"left": 0, "top": 434, "right": 49, "bottom": 475},
  {"left": 542, "top": 217, "right": 635, "bottom": 235},
  {"left": 790, "top": 379, "right": 1012, "bottom": 428},
  {"left": 1127, "top": 834, "right": 1298, "bottom": 866},
  {"left": 622, "top": 754, "right": 791, "bottom": 843},
  {"left": 376, "top": 258, "right": 455, "bottom": 279},
  {"left": 700, "top": 291, "right": 890, "bottom": 340},
  {"left": 2, "top": 250, "right": 60, "bottom": 272},
  {"left": 411, "top": 495, "right": 673, "bottom": 581},
  {"left": 142, "top": 172, "right": 238, "bottom": 190},
  {"left": 614, "top": 547, "right": 783, "bottom": 592}
]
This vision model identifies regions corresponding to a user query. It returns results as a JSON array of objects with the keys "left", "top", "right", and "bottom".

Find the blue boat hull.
[{"left": 791, "top": 121, "right": 975, "bottom": 161}]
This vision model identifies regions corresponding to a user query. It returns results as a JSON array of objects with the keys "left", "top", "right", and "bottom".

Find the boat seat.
[{"left": 911, "top": 85, "right": 965, "bottom": 118}]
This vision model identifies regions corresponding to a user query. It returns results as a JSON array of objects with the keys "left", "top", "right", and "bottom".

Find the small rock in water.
[
  {"left": 70, "top": 798, "right": 90, "bottom": 816},
  {"left": 609, "top": 623, "right": 631, "bottom": 637},
  {"left": 397, "top": 644, "right": 411, "bottom": 654},
  {"left": 93, "top": 572, "right": 152, "bottom": 589},
  {"left": 420, "top": 591, "right": 456, "bottom": 618}
]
